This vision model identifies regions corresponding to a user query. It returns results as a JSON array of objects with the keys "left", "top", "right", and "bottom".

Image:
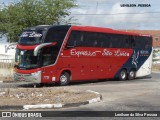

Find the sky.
[
  {"left": 70, "top": 0, "right": 160, "bottom": 30},
  {"left": 0, "top": 0, "right": 160, "bottom": 30}
]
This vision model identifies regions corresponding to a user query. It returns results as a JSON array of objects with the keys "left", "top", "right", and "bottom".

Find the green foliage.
[{"left": 0, "top": 0, "right": 76, "bottom": 42}]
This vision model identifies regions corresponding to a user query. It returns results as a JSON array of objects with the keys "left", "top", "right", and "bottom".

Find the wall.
[{"left": 0, "top": 43, "right": 16, "bottom": 79}]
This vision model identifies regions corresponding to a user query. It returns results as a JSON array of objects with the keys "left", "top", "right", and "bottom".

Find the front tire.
[
  {"left": 59, "top": 72, "right": 70, "bottom": 86},
  {"left": 118, "top": 69, "right": 127, "bottom": 80},
  {"left": 128, "top": 69, "right": 136, "bottom": 80}
]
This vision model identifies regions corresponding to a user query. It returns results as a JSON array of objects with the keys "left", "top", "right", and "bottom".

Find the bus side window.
[
  {"left": 77, "top": 32, "right": 84, "bottom": 46},
  {"left": 95, "top": 33, "right": 106, "bottom": 47},
  {"left": 130, "top": 36, "right": 135, "bottom": 48},
  {"left": 149, "top": 37, "right": 152, "bottom": 47},
  {"left": 124, "top": 36, "right": 130, "bottom": 48},
  {"left": 135, "top": 36, "right": 146, "bottom": 49},
  {"left": 145, "top": 37, "right": 152, "bottom": 49},
  {"left": 84, "top": 32, "right": 95, "bottom": 47},
  {"left": 109, "top": 34, "right": 118, "bottom": 48},
  {"left": 66, "top": 31, "right": 84, "bottom": 47},
  {"left": 41, "top": 46, "right": 57, "bottom": 66},
  {"left": 119, "top": 35, "right": 129, "bottom": 48},
  {"left": 101, "top": 34, "right": 111, "bottom": 48},
  {"left": 66, "top": 31, "right": 75, "bottom": 47}
]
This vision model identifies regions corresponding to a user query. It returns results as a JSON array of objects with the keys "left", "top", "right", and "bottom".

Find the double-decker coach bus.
[{"left": 14, "top": 25, "right": 152, "bottom": 85}]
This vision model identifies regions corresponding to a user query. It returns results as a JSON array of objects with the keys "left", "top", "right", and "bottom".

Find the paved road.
[
  {"left": 59, "top": 72, "right": 160, "bottom": 111},
  {"left": 0, "top": 72, "right": 160, "bottom": 120}
]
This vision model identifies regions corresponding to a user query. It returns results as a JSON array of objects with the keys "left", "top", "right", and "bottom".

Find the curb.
[
  {"left": 0, "top": 90, "right": 102, "bottom": 110},
  {"left": 0, "top": 81, "right": 15, "bottom": 83},
  {"left": 0, "top": 105, "right": 23, "bottom": 110},
  {"left": 152, "top": 71, "right": 160, "bottom": 73}
]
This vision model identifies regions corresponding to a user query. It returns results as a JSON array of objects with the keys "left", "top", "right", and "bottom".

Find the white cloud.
[
  {"left": 70, "top": 0, "right": 160, "bottom": 30},
  {"left": 105, "top": 2, "right": 150, "bottom": 24}
]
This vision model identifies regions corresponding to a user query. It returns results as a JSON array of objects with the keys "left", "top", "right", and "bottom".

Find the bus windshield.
[
  {"left": 15, "top": 46, "right": 59, "bottom": 69},
  {"left": 15, "top": 49, "right": 40, "bottom": 69},
  {"left": 19, "top": 30, "right": 46, "bottom": 45}
]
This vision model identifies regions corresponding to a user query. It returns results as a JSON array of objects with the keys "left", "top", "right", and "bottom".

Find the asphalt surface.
[{"left": 0, "top": 72, "right": 160, "bottom": 120}]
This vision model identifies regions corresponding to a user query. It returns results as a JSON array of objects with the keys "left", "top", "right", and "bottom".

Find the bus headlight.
[{"left": 31, "top": 71, "right": 41, "bottom": 82}]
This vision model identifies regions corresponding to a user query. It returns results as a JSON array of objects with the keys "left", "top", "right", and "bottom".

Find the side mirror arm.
[{"left": 34, "top": 42, "right": 56, "bottom": 56}]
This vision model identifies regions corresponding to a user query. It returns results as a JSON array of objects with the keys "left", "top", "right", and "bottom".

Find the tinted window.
[
  {"left": 15, "top": 49, "right": 39, "bottom": 69},
  {"left": 45, "top": 26, "right": 70, "bottom": 54},
  {"left": 128, "top": 36, "right": 152, "bottom": 49},
  {"left": 129, "top": 36, "right": 136, "bottom": 48},
  {"left": 84, "top": 32, "right": 99, "bottom": 47},
  {"left": 68, "top": 31, "right": 131, "bottom": 48},
  {"left": 98, "top": 33, "right": 111, "bottom": 47},
  {"left": 145, "top": 36, "right": 152, "bottom": 49},
  {"left": 67, "top": 30, "right": 152, "bottom": 49},
  {"left": 19, "top": 30, "right": 45, "bottom": 45},
  {"left": 67, "top": 31, "right": 84, "bottom": 47},
  {"left": 45, "top": 29, "right": 68, "bottom": 46},
  {"left": 104, "top": 34, "right": 130, "bottom": 48},
  {"left": 41, "top": 46, "right": 59, "bottom": 66},
  {"left": 134, "top": 36, "right": 144, "bottom": 49}
]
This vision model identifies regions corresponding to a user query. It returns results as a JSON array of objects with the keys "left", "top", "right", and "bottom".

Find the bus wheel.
[
  {"left": 59, "top": 72, "right": 70, "bottom": 86},
  {"left": 128, "top": 69, "right": 136, "bottom": 80},
  {"left": 119, "top": 69, "right": 127, "bottom": 80}
]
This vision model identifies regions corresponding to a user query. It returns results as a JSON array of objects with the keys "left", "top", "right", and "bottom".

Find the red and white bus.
[{"left": 14, "top": 25, "right": 153, "bottom": 85}]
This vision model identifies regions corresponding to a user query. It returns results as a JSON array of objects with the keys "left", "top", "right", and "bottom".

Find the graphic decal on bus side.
[
  {"left": 114, "top": 49, "right": 130, "bottom": 57},
  {"left": 70, "top": 49, "right": 97, "bottom": 57},
  {"left": 114, "top": 48, "right": 152, "bottom": 78},
  {"left": 20, "top": 31, "right": 43, "bottom": 38},
  {"left": 70, "top": 49, "right": 130, "bottom": 57},
  {"left": 132, "top": 50, "right": 139, "bottom": 68}
]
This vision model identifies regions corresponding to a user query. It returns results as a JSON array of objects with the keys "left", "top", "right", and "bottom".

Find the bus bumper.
[{"left": 14, "top": 71, "right": 41, "bottom": 83}]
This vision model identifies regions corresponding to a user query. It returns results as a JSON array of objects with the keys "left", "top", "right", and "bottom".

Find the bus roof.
[
  {"left": 24, "top": 25, "right": 71, "bottom": 31},
  {"left": 23, "top": 25, "right": 152, "bottom": 37},
  {"left": 71, "top": 25, "right": 152, "bottom": 37}
]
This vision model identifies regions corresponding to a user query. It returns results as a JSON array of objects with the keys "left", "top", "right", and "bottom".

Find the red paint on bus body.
[{"left": 14, "top": 25, "right": 151, "bottom": 84}]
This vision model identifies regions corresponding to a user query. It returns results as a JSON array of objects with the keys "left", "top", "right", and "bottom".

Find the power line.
[{"left": 71, "top": 12, "right": 160, "bottom": 15}]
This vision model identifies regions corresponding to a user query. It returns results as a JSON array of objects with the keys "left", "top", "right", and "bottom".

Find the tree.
[{"left": 0, "top": 0, "right": 77, "bottom": 42}]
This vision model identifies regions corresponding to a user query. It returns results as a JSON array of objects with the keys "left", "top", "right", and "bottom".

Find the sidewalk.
[{"left": 0, "top": 87, "right": 102, "bottom": 110}]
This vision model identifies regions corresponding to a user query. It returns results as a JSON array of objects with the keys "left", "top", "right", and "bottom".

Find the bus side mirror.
[{"left": 34, "top": 42, "right": 56, "bottom": 56}]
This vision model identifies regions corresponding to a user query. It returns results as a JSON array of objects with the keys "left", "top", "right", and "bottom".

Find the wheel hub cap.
[
  {"left": 130, "top": 71, "right": 134, "bottom": 77},
  {"left": 60, "top": 75, "right": 67, "bottom": 83},
  {"left": 121, "top": 72, "right": 126, "bottom": 79}
]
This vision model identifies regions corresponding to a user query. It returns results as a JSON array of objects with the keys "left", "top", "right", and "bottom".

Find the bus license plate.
[{"left": 19, "top": 77, "right": 25, "bottom": 81}]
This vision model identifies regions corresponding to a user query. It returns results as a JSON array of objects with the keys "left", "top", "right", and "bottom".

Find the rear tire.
[
  {"left": 128, "top": 69, "right": 136, "bottom": 80},
  {"left": 118, "top": 69, "right": 127, "bottom": 80},
  {"left": 59, "top": 72, "right": 70, "bottom": 86}
]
